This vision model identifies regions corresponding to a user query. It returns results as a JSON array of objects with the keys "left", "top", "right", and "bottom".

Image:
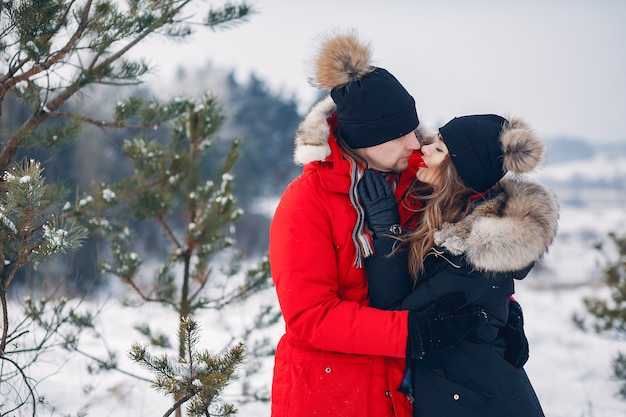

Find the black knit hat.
[
  {"left": 439, "top": 114, "right": 507, "bottom": 192},
  {"left": 312, "top": 32, "right": 419, "bottom": 149},
  {"left": 331, "top": 68, "right": 419, "bottom": 149}
]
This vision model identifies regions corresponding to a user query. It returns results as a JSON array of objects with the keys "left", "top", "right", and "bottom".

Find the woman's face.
[{"left": 416, "top": 134, "right": 449, "bottom": 186}]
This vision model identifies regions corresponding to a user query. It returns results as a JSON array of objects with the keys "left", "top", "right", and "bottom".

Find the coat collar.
[{"left": 433, "top": 178, "right": 559, "bottom": 273}]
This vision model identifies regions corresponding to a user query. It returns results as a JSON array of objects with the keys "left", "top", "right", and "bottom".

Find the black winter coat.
[{"left": 365, "top": 178, "right": 559, "bottom": 417}]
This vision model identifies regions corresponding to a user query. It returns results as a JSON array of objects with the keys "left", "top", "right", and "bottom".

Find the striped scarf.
[{"left": 343, "top": 152, "right": 374, "bottom": 268}]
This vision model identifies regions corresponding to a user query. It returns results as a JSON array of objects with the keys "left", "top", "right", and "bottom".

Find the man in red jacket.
[{"left": 269, "top": 32, "right": 484, "bottom": 417}]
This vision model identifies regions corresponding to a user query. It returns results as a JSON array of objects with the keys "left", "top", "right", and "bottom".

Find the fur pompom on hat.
[
  {"left": 310, "top": 31, "right": 419, "bottom": 149},
  {"left": 439, "top": 115, "right": 544, "bottom": 192}
]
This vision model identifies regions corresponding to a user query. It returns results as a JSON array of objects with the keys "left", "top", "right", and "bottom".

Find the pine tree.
[
  {"left": 130, "top": 317, "right": 245, "bottom": 417},
  {"left": 574, "top": 232, "right": 626, "bottom": 398},
  {"left": 1, "top": 0, "right": 253, "bottom": 174},
  {"left": 0, "top": 1, "right": 269, "bottom": 415},
  {"left": 0, "top": 159, "right": 89, "bottom": 414},
  {"left": 82, "top": 93, "right": 273, "bottom": 415}
]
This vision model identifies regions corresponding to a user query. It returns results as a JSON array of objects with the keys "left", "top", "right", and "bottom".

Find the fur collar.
[
  {"left": 293, "top": 96, "right": 335, "bottom": 165},
  {"left": 433, "top": 178, "right": 559, "bottom": 272}
]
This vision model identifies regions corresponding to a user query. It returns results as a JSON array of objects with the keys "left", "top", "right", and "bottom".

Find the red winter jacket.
[{"left": 269, "top": 98, "right": 421, "bottom": 417}]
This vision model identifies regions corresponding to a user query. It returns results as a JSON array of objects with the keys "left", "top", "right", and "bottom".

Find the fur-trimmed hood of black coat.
[{"left": 434, "top": 178, "right": 559, "bottom": 273}]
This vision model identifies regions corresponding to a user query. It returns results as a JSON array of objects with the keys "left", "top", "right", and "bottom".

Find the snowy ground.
[
  {"left": 517, "top": 283, "right": 626, "bottom": 417},
  {"left": 29, "top": 274, "right": 626, "bottom": 417}
]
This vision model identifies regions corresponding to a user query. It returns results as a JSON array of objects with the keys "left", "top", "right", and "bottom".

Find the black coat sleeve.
[{"left": 364, "top": 237, "right": 411, "bottom": 310}]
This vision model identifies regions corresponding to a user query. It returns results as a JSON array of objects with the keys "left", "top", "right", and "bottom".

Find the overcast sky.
[{"left": 140, "top": 0, "right": 626, "bottom": 144}]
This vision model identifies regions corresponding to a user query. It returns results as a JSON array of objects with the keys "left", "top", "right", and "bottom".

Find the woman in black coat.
[{"left": 358, "top": 114, "right": 559, "bottom": 417}]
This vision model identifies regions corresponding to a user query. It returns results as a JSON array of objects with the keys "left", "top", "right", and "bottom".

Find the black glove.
[
  {"left": 499, "top": 298, "right": 529, "bottom": 368},
  {"left": 357, "top": 169, "right": 400, "bottom": 238},
  {"left": 406, "top": 293, "right": 488, "bottom": 359}
]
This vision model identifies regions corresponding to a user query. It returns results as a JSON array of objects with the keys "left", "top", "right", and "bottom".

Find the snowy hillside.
[{"left": 28, "top": 141, "right": 626, "bottom": 416}]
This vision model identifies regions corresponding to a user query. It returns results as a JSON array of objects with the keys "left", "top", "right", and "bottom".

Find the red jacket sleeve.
[{"left": 269, "top": 172, "right": 408, "bottom": 358}]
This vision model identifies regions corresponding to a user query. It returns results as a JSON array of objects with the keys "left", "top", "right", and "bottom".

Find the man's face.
[{"left": 355, "top": 131, "right": 420, "bottom": 172}]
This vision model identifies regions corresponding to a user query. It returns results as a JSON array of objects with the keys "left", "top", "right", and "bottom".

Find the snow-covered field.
[{"left": 20, "top": 154, "right": 626, "bottom": 417}]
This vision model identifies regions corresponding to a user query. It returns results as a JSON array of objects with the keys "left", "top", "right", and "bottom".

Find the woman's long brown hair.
[{"left": 402, "top": 156, "right": 475, "bottom": 281}]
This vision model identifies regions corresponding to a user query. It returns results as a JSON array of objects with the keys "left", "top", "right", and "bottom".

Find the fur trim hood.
[
  {"left": 433, "top": 178, "right": 559, "bottom": 272},
  {"left": 293, "top": 96, "right": 335, "bottom": 165}
]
